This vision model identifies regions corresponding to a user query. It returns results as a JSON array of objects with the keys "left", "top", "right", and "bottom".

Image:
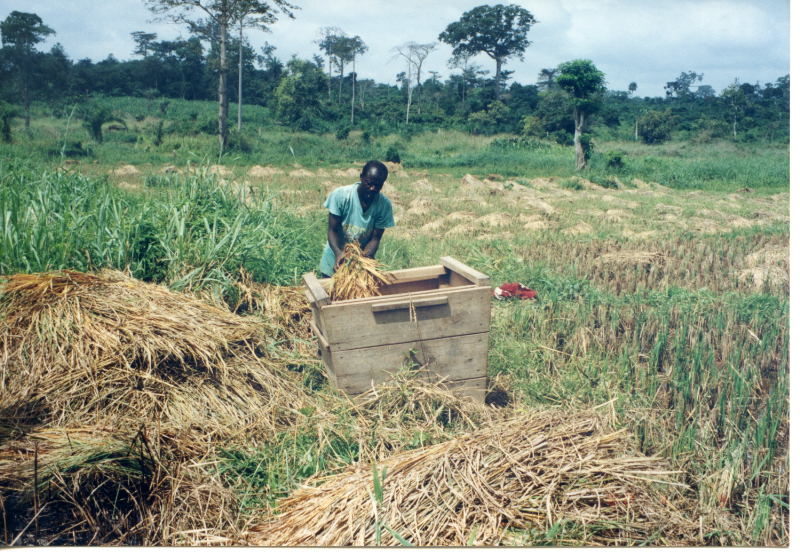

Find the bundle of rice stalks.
[
  {"left": 232, "top": 269, "right": 312, "bottom": 342},
  {"left": 249, "top": 409, "right": 693, "bottom": 546},
  {"left": 0, "top": 269, "right": 315, "bottom": 439},
  {"left": 595, "top": 251, "right": 667, "bottom": 268},
  {"left": 326, "top": 243, "right": 389, "bottom": 301}
]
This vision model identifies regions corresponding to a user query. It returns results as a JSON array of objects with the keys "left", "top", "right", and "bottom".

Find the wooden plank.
[
  {"left": 384, "top": 265, "right": 446, "bottom": 283},
  {"left": 371, "top": 296, "right": 448, "bottom": 314},
  {"left": 306, "top": 291, "right": 328, "bottom": 338},
  {"left": 442, "top": 377, "right": 487, "bottom": 402},
  {"left": 303, "top": 272, "right": 330, "bottom": 306},
  {"left": 378, "top": 278, "right": 440, "bottom": 297},
  {"left": 324, "top": 284, "right": 477, "bottom": 308},
  {"left": 321, "top": 286, "right": 491, "bottom": 351},
  {"left": 332, "top": 333, "right": 488, "bottom": 395},
  {"left": 439, "top": 256, "right": 490, "bottom": 287},
  {"left": 311, "top": 321, "right": 337, "bottom": 388}
]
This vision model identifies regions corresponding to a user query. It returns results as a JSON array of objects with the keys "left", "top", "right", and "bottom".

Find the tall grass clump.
[{"left": 0, "top": 161, "right": 325, "bottom": 290}]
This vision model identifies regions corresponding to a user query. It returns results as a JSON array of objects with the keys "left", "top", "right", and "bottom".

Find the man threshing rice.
[{"left": 319, "top": 160, "right": 394, "bottom": 278}]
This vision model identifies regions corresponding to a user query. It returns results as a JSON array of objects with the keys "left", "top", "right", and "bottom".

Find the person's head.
[{"left": 358, "top": 160, "right": 388, "bottom": 201}]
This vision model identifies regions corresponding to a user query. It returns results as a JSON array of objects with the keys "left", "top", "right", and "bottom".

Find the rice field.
[{"left": 0, "top": 133, "right": 790, "bottom": 546}]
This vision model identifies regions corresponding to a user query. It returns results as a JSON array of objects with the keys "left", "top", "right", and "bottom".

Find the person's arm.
[
  {"left": 327, "top": 212, "right": 346, "bottom": 271},
  {"left": 362, "top": 228, "right": 385, "bottom": 259}
]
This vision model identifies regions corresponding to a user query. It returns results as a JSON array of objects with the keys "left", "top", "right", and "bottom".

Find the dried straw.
[
  {"left": 326, "top": 243, "right": 389, "bottom": 301},
  {"left": 0, "top": 270, "right": 313, "bottom": 438},
  {"left": 249, "top": 408, "right": 694, "bottom": 546}
]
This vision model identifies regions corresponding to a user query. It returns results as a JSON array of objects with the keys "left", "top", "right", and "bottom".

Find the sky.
[{"left": 0, "top": 0, "right": 791, "bottom": 98}]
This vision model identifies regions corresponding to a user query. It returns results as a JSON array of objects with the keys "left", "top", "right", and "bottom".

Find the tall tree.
[
  {"left": 439, "top": 4, "right": 536, "bottom": 101},
  {"left": 131, "top": 31, "right": 158, "bottom": 58},
  {"left": 314, "top": 27, "right": 345, "bottom": 102},
  {"left": 0, "top": 11, "right": 55, "bottom": 129},
  {"left": 392, "top": 42, "right": 436, "bottom": 117},
  {"left": 345, "top": 36, "right": 367, "bottom": 124},
  {"left": 536, "top": 68, "right": 557, "bottom": 92},
  {"left": 144, "top": 0, "right": 296, "bottom": 150},
  {"left": 720, "top": 79, "right": 749, "bottom": 139},
  {"left": 447, "top": 54, "right": 485, "bottom": 111},
  {"left": 664, "top": 71, "right": 703, "bottom": 100},
  {"left": 555, "top": 59, "right": 606, "bottom": 171}
]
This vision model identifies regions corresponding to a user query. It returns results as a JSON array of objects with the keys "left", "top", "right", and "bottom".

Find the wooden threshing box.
[{"left": 303, "top": 257, "right": 491, "bottom": 401}]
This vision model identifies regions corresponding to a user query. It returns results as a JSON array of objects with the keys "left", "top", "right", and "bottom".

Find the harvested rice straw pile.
[
  {"left": 326, "top": 243, "right": 390, "bottom": 301},
  {"left": 0, "top": 269, "right": 315, "bottom": 439},
  {"left": 249, "top": 409, "right": 694, "bottom": 546}
]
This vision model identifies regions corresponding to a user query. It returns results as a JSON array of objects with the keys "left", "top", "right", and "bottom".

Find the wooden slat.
[
  {"left": 327, "top": 284, "right": 476, "bottom": 307},
  {"left": 332, "top": 333, "right": 488, "bottom": 395},
  {"left": 378, "top": 278, "right": 440, "bottom": 297},
  {"left": 443, "top": 377, "right": 487, "bottom": 402},
  {"left": 303, "top": 272, "right": 330, "bottom": 306},
  {"left": 440, "top": 256, "right": 490, "bottom": 287},
  {"left": 384, "top": 265, "right": 447, "bottom": 283},
  {"left": 320, "top": 286, "right": 490, "bottom": 351},
  {"left": 371, "top": 296, "right": 448, "bottom": 313}
]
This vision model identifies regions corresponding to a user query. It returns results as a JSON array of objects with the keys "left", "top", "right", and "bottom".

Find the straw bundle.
[
  {"left": 326, "top": 243, "right": 389, "bottom": 301},
  {"left": 0, "top": 270, "right": 313, "bottom": 436},
  {"left": 249, "top": 409, "right": 692, "bottom": 546}
]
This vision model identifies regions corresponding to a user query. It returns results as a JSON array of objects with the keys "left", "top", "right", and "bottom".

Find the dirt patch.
[
  {"left": 446, "top": 223, "right": 476, "bottom": 237},
  {"left": 411, "top": 178, "right": 434, "bottom": 192},
  {"left": 459, "top": 173, "right": 484, "bottom": 193},
  {"left": 332, "top": 168, "right": 361, "bottom": 178},
  {"left": 248, "top": 165, "right": 285, "bottom": 178},
  {"left": 446, "top": 211, "right": 476, "bottom": 222},
  {"left": 601, "top": 195, "right": 638, "bottom": 209},
  {"left": 421, "top": 218, "right": 445, "bottom": 233},
  {"left": 116, "top": 181, "right": 140, "bottom": 192},
  {"left": 289, "top": 169, "right": 316, "bottom": 178},
  {"left": 453, "top": 195, "right": 488, "bottom": 207},
  {"left": 477, "top": 213, "right": 512, "bottom": 227},
  {"left": 111, "top": 165, "right": 140, "bottom": 177},
  {"left": 208, "top": 164, "right": 232, "bottom": 177},
  {"left": 563, "top": 221, "right": 593, "bottom": 236},
  {"left": 523, "top": 220, "right": 549, "bottom": 231},
  {"left": 605, "top": 209, "right": 633, "bottom": 222},
  {"left": 622, "top": 228, "right": 659, "bottom": 239},
  {"left": 655, "top": 204, "right": 682, "bottom": 214}
]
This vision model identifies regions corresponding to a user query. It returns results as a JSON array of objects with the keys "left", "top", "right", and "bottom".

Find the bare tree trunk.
[
  {"left": 574, "top": 108, "right": 586, "bottom": 171},
  {"left": 219, "top": 15, "right": 229, "bottom": 151},
  {"left": 351, "top": 57, "right": 356, "bottom": 124},
  {"left": 416, "top": 67, "right": 422, "bottom": 114},
  {"left": 237, "top": 21, "right": 243, "bottom": 132},
  {"left": 338, "top": 63, "right": 344, "bottom": 105},
  {"left": 635, "top": 119, "right": 638, "bottom": 141},
  {"left": 494, "top": 56, "right": 503, "bottom": 101},
  {"left": 405, "top": 61, "right": 413, "bottom": 124},
  {"left": 327, "top": 50, "right": 332, "bottom": 101}
]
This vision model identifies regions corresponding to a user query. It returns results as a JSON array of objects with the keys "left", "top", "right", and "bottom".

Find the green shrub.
[
  {"left": 639, "top": 109, "right": 679, "bottom": 144},
  {"left": 385, "top": 144, "right": 401, "bottom": 163},
  {"left": 227, "top": 131, "right": 252, "bottom": 153},
  {"left": 335, "top": 124, "right": 351, "bottom": 141},
  {"left": 605, "top": 149, "right": 624, "bottom": 169}
]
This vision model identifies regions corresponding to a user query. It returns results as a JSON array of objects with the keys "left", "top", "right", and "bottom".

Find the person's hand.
[{"left": 333, "top": 252, "right": 345, "bottom": 272}]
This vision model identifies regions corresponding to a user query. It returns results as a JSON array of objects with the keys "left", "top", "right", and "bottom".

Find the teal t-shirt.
[{"left": 320, "top": 183, "right": 394, "bottom": 276}]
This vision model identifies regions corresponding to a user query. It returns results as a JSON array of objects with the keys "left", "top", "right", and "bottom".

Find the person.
[{"left": 319, "top": 160, "right": 394, "bottom": 277}]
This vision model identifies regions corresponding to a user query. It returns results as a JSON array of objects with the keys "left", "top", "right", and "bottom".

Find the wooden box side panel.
[
  {"left": 320, "top": 286, "right": 491, "bottom": 351},
  {"left": 331, "top": 332, "right": 488, "bottom": 395}
]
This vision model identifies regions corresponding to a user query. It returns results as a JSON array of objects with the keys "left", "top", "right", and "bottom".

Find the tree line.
[{"left": 0, "top": 2, "right": 790, "bottom": 165}]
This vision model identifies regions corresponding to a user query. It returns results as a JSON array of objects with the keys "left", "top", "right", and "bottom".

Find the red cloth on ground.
[{"left": 493, "top": 282, "right": 537, "bottom": 300}]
